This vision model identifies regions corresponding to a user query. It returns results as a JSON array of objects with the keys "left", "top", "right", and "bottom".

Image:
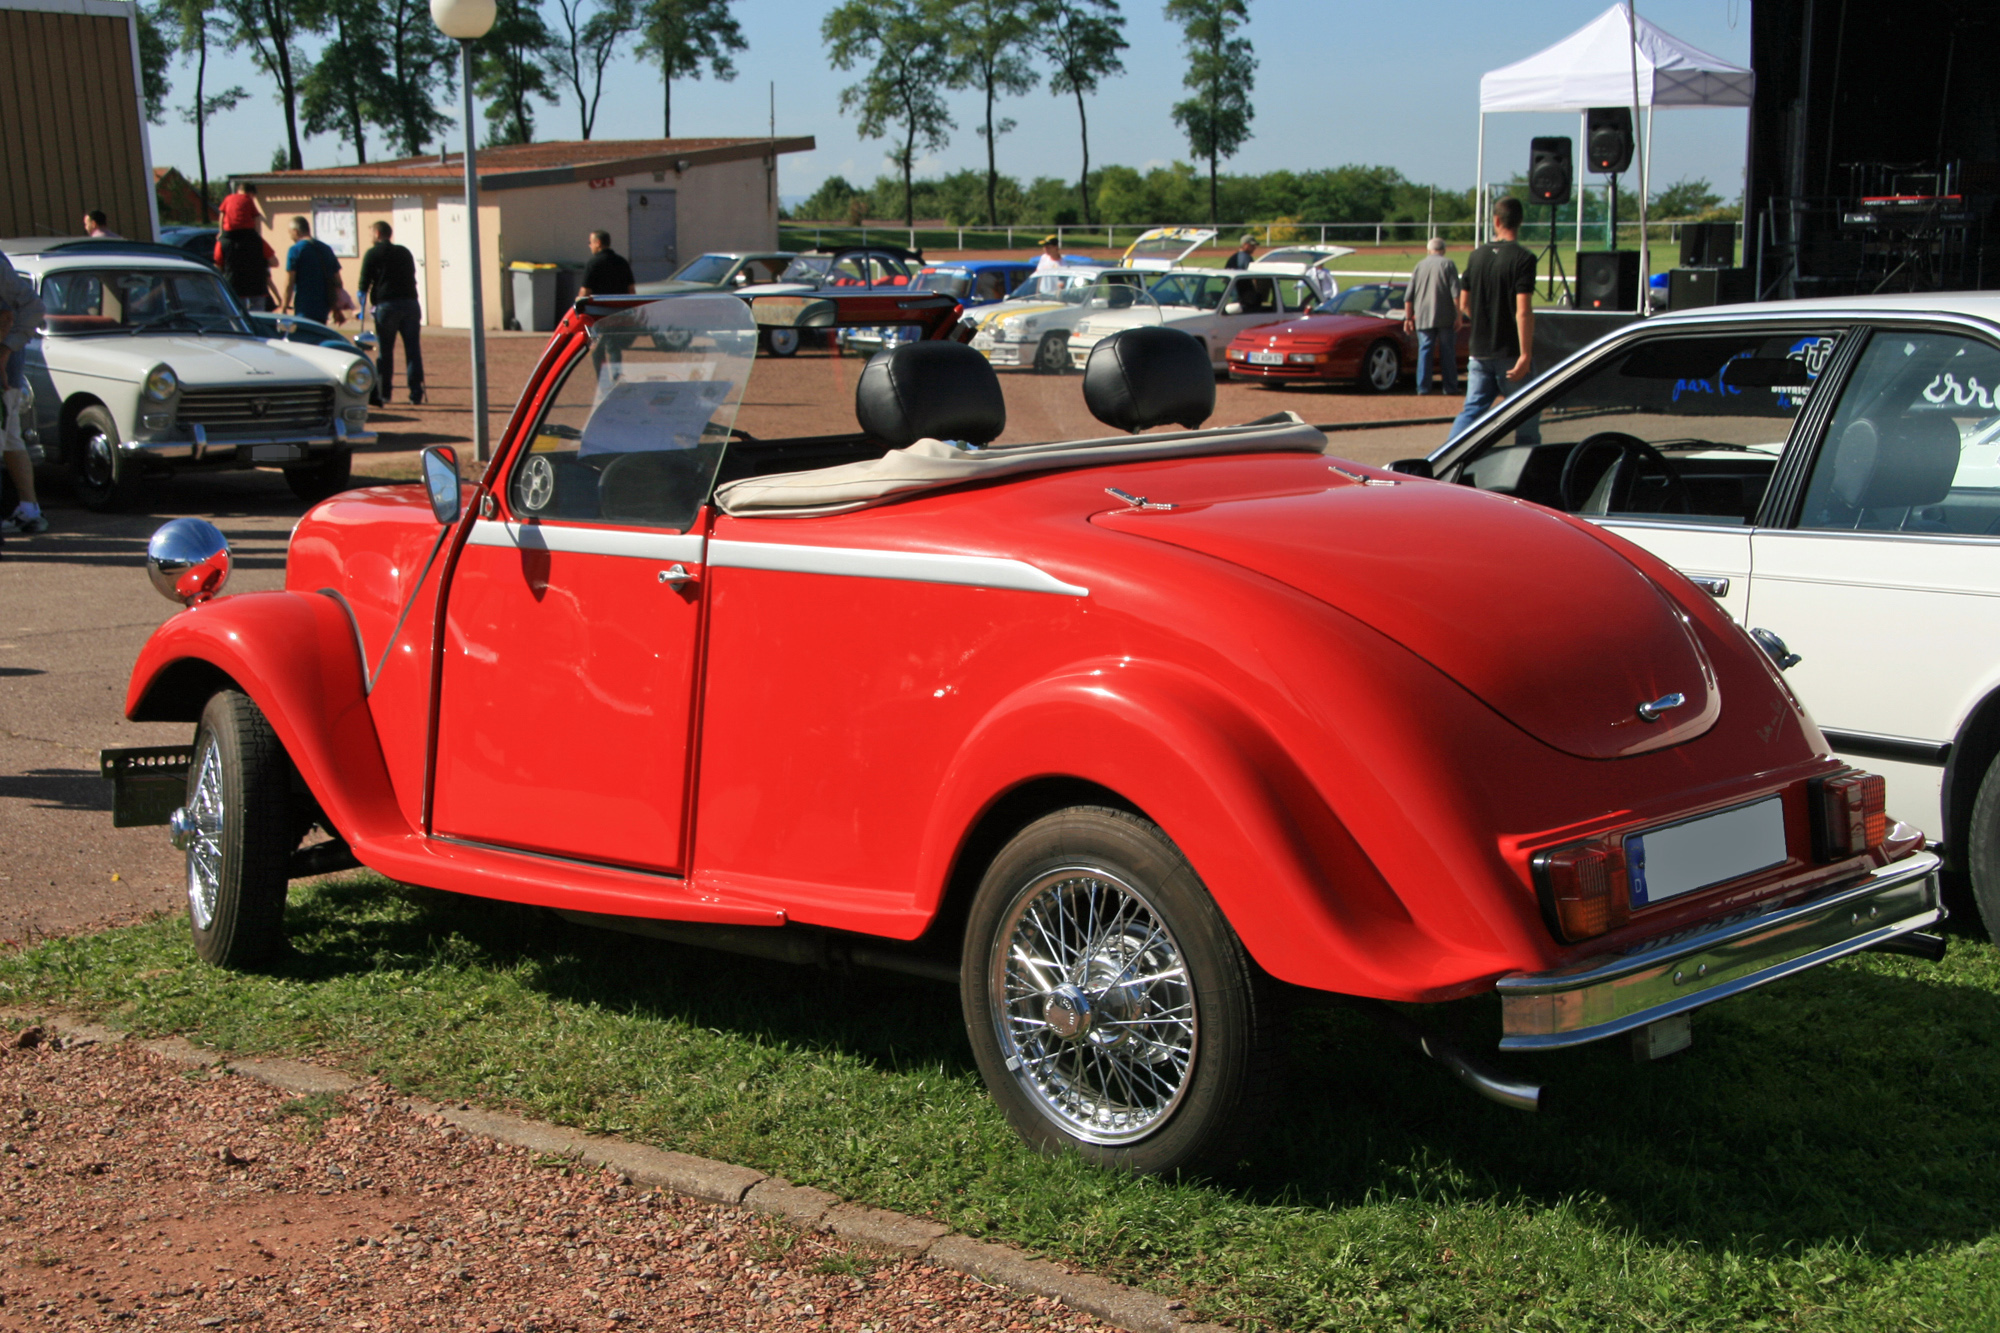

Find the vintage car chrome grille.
[{"left": 177, "top": 386, "right": 334, "bottom": 434}]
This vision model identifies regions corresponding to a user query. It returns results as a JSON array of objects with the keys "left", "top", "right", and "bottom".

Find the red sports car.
[
  {"left": 108, "top": 298, "right": 1941, "bottom": 1176},
  {"left": 1226, "top": 282, "right": 1469, "bottom": 393}
]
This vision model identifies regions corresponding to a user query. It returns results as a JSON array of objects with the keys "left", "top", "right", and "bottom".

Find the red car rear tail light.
[
  {"left": 1811, "top": 771, "right": 1887, "bottom": 860},
  {"left": 1531, "top": 837, "right": 1631, "bottom": 942}
]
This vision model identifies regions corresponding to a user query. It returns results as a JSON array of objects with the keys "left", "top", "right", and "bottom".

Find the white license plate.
[
  {"left": 251, "top": 444, "right": 304, "bottom": 462},
  {"left": 1248, "top": 350, "right": 1285, "bottom": 365},
  {"left": 1625, "top": 795, "right": 1787, "bottom": 906}
]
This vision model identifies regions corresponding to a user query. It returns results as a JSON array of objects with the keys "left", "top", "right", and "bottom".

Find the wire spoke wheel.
[
  {"left": 992, "top": 868, "right": 1198, "bottom": 1144},
  {"left": 184, "top": 732, "right": 225, "bottom": 930},
  {"left": 181, "top": 689, "right": 297, "bottom": 969}
]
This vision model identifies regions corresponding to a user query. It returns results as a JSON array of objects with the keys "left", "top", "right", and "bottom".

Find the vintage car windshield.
[
  {"left": 1319, "top": 284, "right": 1405, "bottom": 316},
  {"left": 778, "top": 255, "right": 833, "bottom": 283},
  {"left": 40, "top": 267, "right": 251, "bottom": 336},
  {"left": 911, "top": 270, "right": 973, "bottom": 298},
  {"left": 672, "top": 254, "right": 737, "bottom": 284},
  {"left": 505, "top": 294, "right": 756, "bottom": 534}
]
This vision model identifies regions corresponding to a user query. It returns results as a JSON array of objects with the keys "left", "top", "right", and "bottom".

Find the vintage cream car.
[{"left": 10, "top": 241, "right": 375, "bottom": 508}]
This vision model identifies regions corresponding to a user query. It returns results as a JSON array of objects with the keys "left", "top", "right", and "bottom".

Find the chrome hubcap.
[
  {"left": 184, "top": 734, "right": 224, "bottom": 930},
  {"left": 991, "top": 868, "right": 1197, "bottom": 1144},
  {"left": 84, "top": 429, "right": 116, "bottom": 488}
]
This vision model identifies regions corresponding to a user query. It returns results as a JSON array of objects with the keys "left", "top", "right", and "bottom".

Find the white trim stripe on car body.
[
  {"left": 707, "top": 539, "right": 1089, "bottom": 597},
  {"left": 466, "top": 521, "right": 706, "bottom": 563}
]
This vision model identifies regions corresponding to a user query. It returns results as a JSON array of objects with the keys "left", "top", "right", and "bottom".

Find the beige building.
[
  {"left": 242, "top": 137, "right": 814, "bottom": 331},
  {"left": 0, "top": 0, "right": 157, "bottom": 241}
]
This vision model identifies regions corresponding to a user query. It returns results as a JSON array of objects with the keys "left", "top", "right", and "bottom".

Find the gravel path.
[{"left": 0, "top": 1029, "right": 1121, "bottom": 1333}]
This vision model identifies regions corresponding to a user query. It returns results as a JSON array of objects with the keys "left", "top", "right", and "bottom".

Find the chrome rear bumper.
[{"left": 1497, "top": 852, "right": 1942, "bottom": 1050}]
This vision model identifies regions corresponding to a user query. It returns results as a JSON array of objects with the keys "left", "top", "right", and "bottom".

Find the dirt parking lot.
[{"left": 0, "top": 328, "right": 1457, "bottom": 943}]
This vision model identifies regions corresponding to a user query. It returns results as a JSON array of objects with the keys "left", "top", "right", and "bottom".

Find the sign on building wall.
[{"left": 313, "top": 197, "right": 358, "bottom": 257}]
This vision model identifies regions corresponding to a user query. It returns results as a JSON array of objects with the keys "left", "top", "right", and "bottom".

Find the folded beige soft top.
[{"left": 713, "top": 415, "right": 1328, "bottom": 517}]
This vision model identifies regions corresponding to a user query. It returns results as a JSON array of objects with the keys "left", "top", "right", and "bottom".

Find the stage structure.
[{"left": 1747, "top": 0, "right": 1997, "bottom": 297}]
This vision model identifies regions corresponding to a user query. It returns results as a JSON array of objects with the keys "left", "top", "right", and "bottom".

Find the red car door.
[{"left": 432, "top": 309, "right": 748, "bottom": 874}]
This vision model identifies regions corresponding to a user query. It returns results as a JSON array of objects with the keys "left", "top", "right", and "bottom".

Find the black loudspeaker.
[
  {"left": 1585, "top": 108, "right": 1634, "bottom": 174},
  {"left": 1576, "top": 250, "right": 1640, "bottom": 311},
  {"left": 1677, "top": 222, "right": 1735, "bottom": 268},
  {"left": 1669, "top": 268, "right": 1753, "bottom": 309},
  {"left": 1528, "top": 137, "right": 1573, "bottom": 206}
]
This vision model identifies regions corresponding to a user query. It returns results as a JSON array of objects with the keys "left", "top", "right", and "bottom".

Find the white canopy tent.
[{"left": 1474, "top": 4, "right": 1754, "bottom": 288}]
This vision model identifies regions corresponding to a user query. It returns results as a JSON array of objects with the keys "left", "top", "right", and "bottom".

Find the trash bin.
[{"left": 510, "top": 262, "right": 559, "bottom": 332}]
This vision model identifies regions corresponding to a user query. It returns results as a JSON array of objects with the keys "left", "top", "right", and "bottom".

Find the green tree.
[
  {"left": 636, "top": 0, "right": 746, "bottom": 138},
  {"left": 1164, "top": 0, "right": 1254, "bottom": 223},
  {"left": 153, "top": 0, "right": 245, "bottom": 221},
  {"left": 549, "top": 0, "right": 636, "bottom": 139},
  {"left": 475, "top": 0, "right": 558, "bottom": 146},
  {"left": 824, "top": 0, "right": 953, "bottom": 229},
  {"left": 220, "top": 0, "right": 324, "bottom": 170},
  {"left": 136, "top": 5, "right": 172, "bottom": 124},
  {"left": 1652, "top": 176, "right": 1724, "bottom": 219},
  {"left": 943, "top": 0, "right": 1037, "bottom": 227},
  {"left": 376, "top": 0, "right": 459, "bottom": 157},
  {"left": 1034, "top": 0, "right": 1125, "bottom": 226},
  {"left": 300, "top": 0, "right": 395, "bottom": 162}
]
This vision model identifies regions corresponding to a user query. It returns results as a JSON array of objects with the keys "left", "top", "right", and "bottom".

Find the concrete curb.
[{"left": 5, "top": 1009, "right": 1232, "bottom": 1333}]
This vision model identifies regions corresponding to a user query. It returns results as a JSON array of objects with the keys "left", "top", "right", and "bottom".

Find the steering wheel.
[{"left": 1558, "top": 431, "right": 1694, "bottom": 515}]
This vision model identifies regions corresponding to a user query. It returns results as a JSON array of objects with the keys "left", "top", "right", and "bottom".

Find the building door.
[
  {"left": 627, "top": 189, "right": 677, "bottom": 283},
  {"left": 392, "top": 196, "right": 426, "bottom": 309},
  {"left": 437, "top": 199, "right": 472, "bottom": 328}
]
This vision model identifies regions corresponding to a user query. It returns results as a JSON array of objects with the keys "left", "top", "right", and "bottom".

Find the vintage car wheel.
[
  {"left": 1034, "top": 333, "right": 1069, "bottom": 375},
  {"left": 283, "top": 448, "right": 354, "bottom": 505},
  {"left": 182, "top": 690, "right": 295, "bottom": 969},
  {"left": 763, "top": 328, "right": 801, "bottom": 358},
  {"left": 1360, "top": 341, "right": 1401, "bottom": 393},
  {"left": 69, "top": 404, "right": 146, "bottom": 511},
  {"left": 961, "top": 806, "right": 1281, "bottom": 1175},
  {"left": 1963, "top": 757, "right": 2000, "bottom": 944}
]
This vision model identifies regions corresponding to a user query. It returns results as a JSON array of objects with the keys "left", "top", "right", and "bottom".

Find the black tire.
[
  {"left": 283, "top": 448, "right": 353, "bottom": 505},
  {"left": 960, "top": 806, "right": 1283, "bottom": 1176},
  {"left": 1964, "top": 758, "right": 2000, "bottom": 944},
  {"left": 763, "top": 327, "right": 801, "bottom": 358},
  {"left": 1034, "top": 332, "right": 1069, "bottom": 375},
  {"left": 182, "top": 690, "right": 296, "bottom": 968},
  {"left": 69, "top": 404, "right": 146, "bottom": 511},
  {"left": 1359, "top": 340, "right": 1401, "bottom": 394}
]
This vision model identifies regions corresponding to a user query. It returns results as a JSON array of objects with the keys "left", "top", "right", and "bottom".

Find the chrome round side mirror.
[{"left": 147, "top": 517, "right": 231, "bottom": 606}]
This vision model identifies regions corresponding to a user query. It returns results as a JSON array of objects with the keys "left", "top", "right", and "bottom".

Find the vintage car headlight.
[
  {"left": 344, "top": 358, "right": 376, "bottom": 395},
  {"left": 999, "top": 317, "right": 1028, "bottom": 338},
  {"left": 143, "top": 365, "right": 178, "bottom": 402}
]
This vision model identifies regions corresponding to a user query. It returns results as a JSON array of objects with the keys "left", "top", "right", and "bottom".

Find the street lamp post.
[{"left": 431, "top": 0, "right": 496, "bottom": 461}]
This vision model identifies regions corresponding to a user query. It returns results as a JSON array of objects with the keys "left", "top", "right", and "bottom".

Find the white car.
[
  {"left": 11, "top": 241, "right": 375, "bottom": 508},
  {"left": 1066, "top": 268, "right": 1316, "bottom": 373},
  {"left": 966, "top": 266, "right": 1149, "bottom": 372},
  {"left": 1417, "top": 292, "right": 2000, "bottom": 937}
]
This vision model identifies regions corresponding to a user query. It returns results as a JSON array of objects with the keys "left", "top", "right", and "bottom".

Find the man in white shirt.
[{"left": 1031, "top": 236, "right": 1064, "bottom": 275}]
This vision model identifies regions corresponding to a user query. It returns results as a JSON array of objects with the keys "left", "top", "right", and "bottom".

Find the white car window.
[
  {"left": 1799, "top": 331, "right": 2000, "bottom": 536},
  {"left": 1450, "top": 329, "right": 1843, "bottom": 525}
]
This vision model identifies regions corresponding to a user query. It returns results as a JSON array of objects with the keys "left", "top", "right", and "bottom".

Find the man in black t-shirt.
[
  {"left": 578, "top": 230, "right": 635, "bottom": 297},
  {"left": 357, "top": 221, "right": 424, "bottom": 404},
  {"left": 1448, "top": 196, "right": 1539, "bottom": 441}
]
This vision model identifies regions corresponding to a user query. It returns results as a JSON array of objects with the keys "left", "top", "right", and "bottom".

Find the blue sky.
[{"left": 147, "top": 0, "right": 1755, "bottom": 207}]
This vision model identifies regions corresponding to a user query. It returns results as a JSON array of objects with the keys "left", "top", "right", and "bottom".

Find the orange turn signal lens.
[
  {"left": 1533, "top": 838, "right": 1631, "bottom": 942},
  {"left": 1813, "top": 771, "right": 1887, "bottom": 859}
]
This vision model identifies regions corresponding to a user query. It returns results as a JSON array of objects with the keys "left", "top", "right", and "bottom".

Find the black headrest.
[
  {"left": 1831, "top": 414, "right": 1960, "bottom": 510},
  {"left": 855, "top": 340, "right": 1006, "bottom": 448},
  {"left": 1083, "top": 326, "right": 1215, "bottom": 433}
]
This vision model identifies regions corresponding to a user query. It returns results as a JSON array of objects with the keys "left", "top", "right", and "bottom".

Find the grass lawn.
[{"left": 6, "top": 877, "right": 1998, "bottom": 1331}]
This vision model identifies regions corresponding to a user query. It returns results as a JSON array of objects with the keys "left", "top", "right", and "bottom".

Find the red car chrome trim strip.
[
  {"left": 465, "top": 519, "right": 705, "bottom": 562},
  {"left": 706, "top": 539, "right": 1090, "bottom": 597}
]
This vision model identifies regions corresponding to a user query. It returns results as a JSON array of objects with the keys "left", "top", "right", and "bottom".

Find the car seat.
[
  {"left": 1082, "top": 326, "right": 1215, "bottom": 433},
  {"left": 1828, "top": 413, "right": 1960, "bottom": 529},
  {"left": 854, "top": 340, "right": 1007, "bottom": 448}
]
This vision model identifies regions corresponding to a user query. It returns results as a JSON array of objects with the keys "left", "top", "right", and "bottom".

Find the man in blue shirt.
[{"left": 283, "top": 216, "right": 342, "bottom": 325}]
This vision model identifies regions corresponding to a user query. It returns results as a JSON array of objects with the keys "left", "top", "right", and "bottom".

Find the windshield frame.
[{"left": 38, "top": 265, "right": 253, "bottom": 337}]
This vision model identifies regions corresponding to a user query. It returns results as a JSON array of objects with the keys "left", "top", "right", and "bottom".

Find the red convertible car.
[
  {"left": 1225, "top": 282, "right": 1469, "bottom": 393},
  {"left": 107, "top": 292, "right": 1942, "bottom": 1175}
]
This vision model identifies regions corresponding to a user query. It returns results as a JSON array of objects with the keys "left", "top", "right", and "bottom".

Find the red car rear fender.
[
  {"left": 920, "top": 659, "right": 1502, "bottom": 999},
  {"left": 125, "top": 590, "right": 409, "bottom": 847}
]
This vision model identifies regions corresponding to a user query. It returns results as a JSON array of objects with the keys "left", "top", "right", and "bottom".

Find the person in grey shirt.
[{"left": 1401, "top": 237, "right": 1462, "bottom": 396}]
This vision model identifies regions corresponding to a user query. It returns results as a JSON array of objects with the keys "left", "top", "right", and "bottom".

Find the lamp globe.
[{"left": 431, "top": 0, "right": 495, "bottom": 40}]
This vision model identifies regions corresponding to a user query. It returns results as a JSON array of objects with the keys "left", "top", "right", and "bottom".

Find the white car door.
[
  {"left": 1748, "top": 326, "right": 2000, "bottom": 837},
  {"left": 1200, "top": 275, "right": 1288, "bottom": 366}
]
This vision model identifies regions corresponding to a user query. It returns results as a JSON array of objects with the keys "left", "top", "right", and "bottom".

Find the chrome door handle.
[
  {"left": 1687, "top": 575, "right": 1730, "bottom": 599},
  {"left": 657, "top": 563, "right": 697, "bottom": 586}
]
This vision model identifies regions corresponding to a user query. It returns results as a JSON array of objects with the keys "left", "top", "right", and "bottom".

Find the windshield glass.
[
  {"left": 911, "top": 270, "right": 973, "bottom": 298},
  {"left": 672, "top": 254, "right": 737, "bottom": 284},
  {"left": 778, "top": 256, "right": 833, "bottom": 283},
  {"left": 40, "top": 268, "right": 249, "bottom": 335},
  {"left": 505, "top": 295, "right": 757, "bottom": 534},
  {"left": 1318, "top": 284, "right": 1404, "bottom": 316}
]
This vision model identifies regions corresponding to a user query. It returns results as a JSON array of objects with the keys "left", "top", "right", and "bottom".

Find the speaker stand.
[{"left": 1536, "top": 203, "right": 1572, "bottom": 305}]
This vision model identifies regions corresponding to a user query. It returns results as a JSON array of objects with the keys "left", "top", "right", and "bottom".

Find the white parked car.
[
  {"left": 966, "top": 265, "right": 1150, "bottom": 372},
  {"left": 1066, "top": 268, "right": 1315, "bottom": 373},
  {"left": 1415, "top": 293, "right": 2000, "bottom": 937},
  {"left": 10, "top": 241, "right": 375, "bottom": 507}
]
